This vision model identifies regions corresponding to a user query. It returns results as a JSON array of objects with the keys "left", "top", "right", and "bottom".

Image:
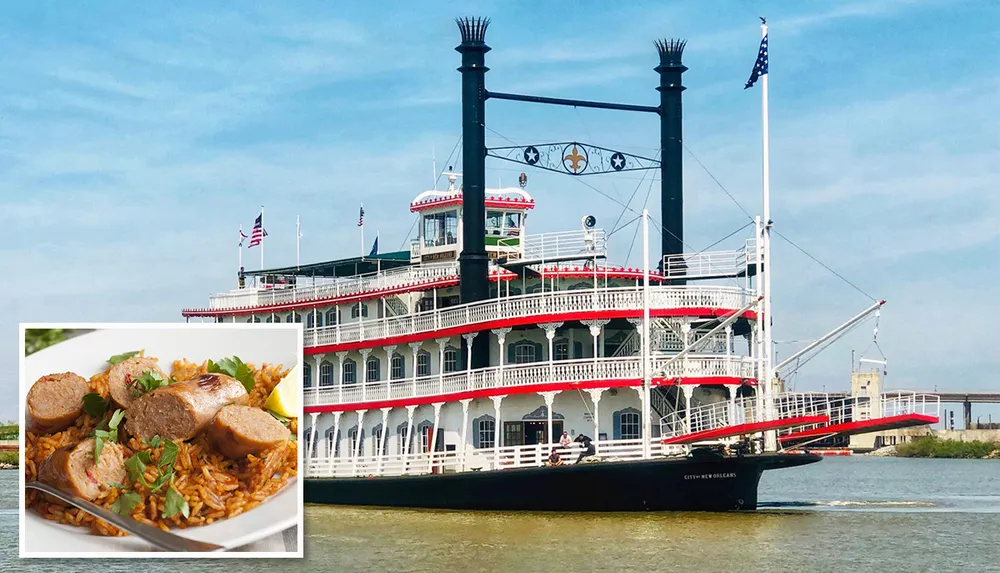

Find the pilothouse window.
[{"left": 423, "top": 210, "right": 459, "bottom": 246}]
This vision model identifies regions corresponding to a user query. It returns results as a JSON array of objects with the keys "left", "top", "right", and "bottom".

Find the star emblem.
[
  {"left": 523, "top": 146, "right": 540, "bottom": 165},
  {"left": 610, "top": 152, "right": 626, "bottom": 171}
]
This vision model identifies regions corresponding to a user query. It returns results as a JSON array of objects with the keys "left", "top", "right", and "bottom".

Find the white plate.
[{"left": 19, "top": 324, "right": 304, "bottom": 557}]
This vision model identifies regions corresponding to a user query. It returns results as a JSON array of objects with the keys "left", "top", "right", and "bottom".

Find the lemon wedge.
[{"left": 264, "top": 364, "right": 300, "bottom": 418}]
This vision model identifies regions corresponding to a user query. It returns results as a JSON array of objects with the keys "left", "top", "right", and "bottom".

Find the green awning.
[{"left": 243, "top": 251, "right": 411, "bottom": 278}]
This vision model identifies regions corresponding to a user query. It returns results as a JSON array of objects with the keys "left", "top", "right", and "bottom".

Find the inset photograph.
[{"left": 19, "top": 324, "right": 303, "bottom": 557}]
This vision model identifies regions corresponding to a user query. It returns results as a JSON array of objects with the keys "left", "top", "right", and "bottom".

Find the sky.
[{"left": 2, "top": 0, "right": 998, "bottom": 425}]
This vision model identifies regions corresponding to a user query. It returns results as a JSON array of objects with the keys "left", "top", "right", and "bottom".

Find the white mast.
[
  {"left": 260, "top": 205, "right": 265, "bottom": 270},
  {"left": 641, "top": 208, "right": 652, "bottom": 460},
  {"left": 759, "top": 21, "right": 777, "bottom": 452},
  {"left": 296, "top": 215, "right": 302, "bottom": 269},
  {"left": 360, "top": 202, "right": 365, "bottom": 257}
]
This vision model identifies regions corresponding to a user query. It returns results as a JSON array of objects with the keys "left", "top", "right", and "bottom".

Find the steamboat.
[{"left": 182, "top": 17, "right": 940, "bottom": 511}]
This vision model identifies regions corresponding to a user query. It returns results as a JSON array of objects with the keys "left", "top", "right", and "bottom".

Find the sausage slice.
[
  {"left": 108, "top": 356, "right": 168, "bottom": 409},
  {"left": 26, "top": 372, "right": 89, "bottom": 434},
  {"left": 207, "top": 404, "right": 291, "bottom": 458},
  {"left": 125, "top": 373, "right": 249, "bottom": 442},
  {"left": 37, "top": 438, "right": 127, "bottom": 501}
]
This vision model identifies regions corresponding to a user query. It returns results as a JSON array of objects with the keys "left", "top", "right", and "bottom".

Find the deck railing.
[
  {"left": 304, "top": 284, "right": 750, "bottom": 348},
  {"left": 500, "top": 229, "right": 608, "bottom": 263},
  {"left": 203, "top": 262, "right": 460, "bottom": 310},
  {"left": 304, "top": 436, "right": 683, "bottom": 478},
  {"left": 662, "top": 239, "right": 756, "bottom": 280},
  {"left": 304, "top": 354, "right": 757, "bottom": 407}
]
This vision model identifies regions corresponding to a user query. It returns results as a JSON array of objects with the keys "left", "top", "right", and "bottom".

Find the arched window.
[
  {"left": 509, "top": 340, "right": 540, "bottom": 364},
  {"left": 351, "top": 303, "right": 369, "bottom": 319},
  {"left": 246, "top": 316, "right": 261, "bottom": 323},
  {"left": 472, "top": 414, "right": 495, "bottom": 449},
  {"left": 343, "top": 359, "right": 356, "bottom": 384},
  {"left": 303, "top": 363, "right": 312, "bottom": 388},
  {"left": 287, "top": 312, "right": 302, "bottom": 323},
  {"left": 396, "top": 421, "right": 413, "bottom": 455},
  {"left": 370, "top": 424, "right": 389, "bottom": 456},
  {"left": 325, "top": 309, "right": 339, "bottom": 327},
  {"left": 304, "top": 426, "right": 316, "bottom": 458},
  {"left": 366, "top": 356, "right": 381, "bottom": 382},
  {"left": 443, "top": 347, "right": 459, "bottom": 373},
  {"left": 613, "top": 407, "right": 641, "bottom": 440},
  {"left": 416, "top": 351, "right": 431, "bottom": 377},
  {"left": 319, "top": 361, "right": 333, "bottom": 387},
  {"left": 326, "top": 426, "right": 340, "bottom": 458},
  {"left": 347, "top": 425, "right": 364, "bottom": 457},
  {"left": 391, "top": 353, "right": 405, "bottom": 380},
  {"left": 265, "top": 315, "right": 274, "bottom": 323},
  {"left": 306, "top": 311, "right": 324, "bottom": 329},
  {"left": 554, "top": 338, "right": 570, "bottom": 361}
]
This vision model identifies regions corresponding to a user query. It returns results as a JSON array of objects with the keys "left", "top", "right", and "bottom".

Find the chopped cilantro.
[
  {"left": 128, "top": 370, "right": 173, "bottom": 398},
  {"left": 163, "top": 484, "right": 190, "bottom": 519},
  {"left": 107, "top": 481, "right": 130, "bottom": 489},
  {"left": 268, "top": 410, "right": 291, "bottom": 426},
  {"left": 208, "top": 356, "right": 256, "bottom": 393},
  {"left": 108, "top": 351, "right": 141, "bottom": 365},
  {"left": 82, "top": 393, "right": 108, "bottom": 418},
  {"left": 110, "top": 491, "right": 142, "bottom": 516},
  {"left": 93, "top": 409, "right": 125, "bottom": 463},
  {"left": 125, "top": 438, "right": 180, "bottom": 494},
  {"left": 143, "top": 435, "right": 163, "bottom": 449}
]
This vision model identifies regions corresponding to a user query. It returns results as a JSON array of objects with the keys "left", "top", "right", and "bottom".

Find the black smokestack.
[
  {"left": 654, "top": 38, "right": 687, "bottom": 280},
  {"left": 455, "top": 16, "right": 491, "bottom": 369}
]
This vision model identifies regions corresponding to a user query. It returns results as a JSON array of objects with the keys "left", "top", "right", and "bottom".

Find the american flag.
[
  {"left": 357, "top": 204, "right": 365, "bottom": 227},
  {"left": 744, "top": 33, "right": 768, "bottom": 89},
  {"left": 248, "top": 213, "right": 268, "bottom": 248}
]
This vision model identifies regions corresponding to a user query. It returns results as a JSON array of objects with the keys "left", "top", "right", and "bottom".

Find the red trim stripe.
[{"left": 303, "top": 376, "right": 753, "bottom": 414}]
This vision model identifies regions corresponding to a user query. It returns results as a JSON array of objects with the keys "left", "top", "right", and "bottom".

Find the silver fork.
[{"left": 26, "top": 481, "right": 225, "bottom": 552}]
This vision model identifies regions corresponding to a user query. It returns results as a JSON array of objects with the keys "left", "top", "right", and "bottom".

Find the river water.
[{"left": 2, "top": 457, "right": 998, "bottom": 572}]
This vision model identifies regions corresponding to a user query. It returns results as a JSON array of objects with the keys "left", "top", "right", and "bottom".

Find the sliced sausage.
[
  {"left": 108, "top": 356, "right": 168, "bottom": 409},
  {"left": 37, "top": 438, "right": 127, "bottom": 501},
  {"left": 25, "top": 372, "right": 89, "bottom": 434},
  {"left": 207, "top": 404, "right": 291, "bottom": 458},
  {"left": 125, "top": 373, "right": 249, "bottom": 441}
]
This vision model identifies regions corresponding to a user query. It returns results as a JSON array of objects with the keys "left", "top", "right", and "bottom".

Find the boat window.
[
  {"left": 486, "top": 210, "right": 503, "bottom": 235},
  {"left": 351, "top": 303, "right": 369, "bottom": 319},
  {"left": 504, "top": 212, "right": 521, "bottom": 236},
  {"left": 347, "top": 426, "right": 364, "bottom": 456},
  {"left": 474, "top": 415, "right": 495, "bottom": 449},
  {"left": 307, "top": 311, "right": 323, "bottom": 329},
  {"left": 616, "top": 408, "right": 641, "bottom": 440},
  {"left": 320, "top": 361, "right": 333, "bottom": 387},
  {"left": 326, "top": 427, "right": 340, "bottom": 458},
  {"left": 343, "top": 359, "right": 356, "bottom": 384},
  {"left": 443, "top": 347, "right": 459, "bottom": 372},
  {"left": 512, "top": 341, "right": 536, "bottom": 364},
  {"left": 417, "top": 351, "right": 431, "bottom": 377},
  {"left": 422, "top": 211, "right": 458, "bottom": 246},
  {"left": 325, "top": 309, "right": 339, "bottom": 326},
  {"left": 370, "top": 425, "right": 388, "bottom": 456},
  {"left": 303, "top": 363, "right": 312, "bottom": 388},
  {"left": 391, "top": 354, "right": 405, "bottom": 380},
  {"left": 366, "top": 357, "right": 381, "bottom": 382},
  {"left": 287, "top": 312, "right": 302, "bottom": 323},
  {"left": 396, "top": 423, "right": 413, "bottom": 454}
]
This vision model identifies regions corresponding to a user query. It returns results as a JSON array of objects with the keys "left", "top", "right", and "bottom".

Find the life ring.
[{"left": 368, "top": 474, "right": 374, "bottom": 478}]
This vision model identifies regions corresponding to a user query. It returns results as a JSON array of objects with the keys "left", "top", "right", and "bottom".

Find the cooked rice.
[{"left": 25, "top": 356, "right": 298, "bottom": 536}]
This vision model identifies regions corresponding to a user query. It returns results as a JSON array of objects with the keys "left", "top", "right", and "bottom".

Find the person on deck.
[
  {"left": 546, "top": 448, "right": 564, "bottom": 466},
  {"left": 574, "top": 434, "right": 596, "bottom": 464},
  {"left": 559, "top": 431, "right": 572, "bottom": 448}
]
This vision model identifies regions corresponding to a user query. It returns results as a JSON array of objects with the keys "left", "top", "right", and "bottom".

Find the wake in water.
[{"left": 759, "top": 500, "right": 936, "bottom": 508}]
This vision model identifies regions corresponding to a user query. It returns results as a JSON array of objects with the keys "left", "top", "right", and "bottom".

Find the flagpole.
[
  {"left": 759, "top": 21, "right": 776, "bottom": 452},
  {"left": 360, "top": 203, "right": 365, "bottom": 257},
  {"left": 238, "top": 224, "right": 243, "bottom": 272},
  {"left": 260, "top": 205, "right": 265, "bottom": 271},
  {"left": 296, "top": 215, "right": 301, "bottom": 270}
]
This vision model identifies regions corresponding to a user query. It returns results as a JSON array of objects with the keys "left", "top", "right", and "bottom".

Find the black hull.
[{"left": 304, "top": 453, "right": 821, "bottom": 512}]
